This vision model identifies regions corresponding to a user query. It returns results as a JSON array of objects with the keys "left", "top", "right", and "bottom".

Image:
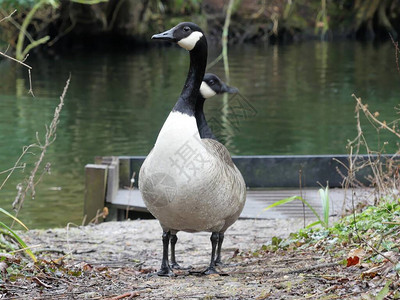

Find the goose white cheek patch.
[
  {"left": 200, "top": 82, "right": 216, "bottom": 99},
  {"left": 178, "top": 31, "right": 204, "bottom": 51}
]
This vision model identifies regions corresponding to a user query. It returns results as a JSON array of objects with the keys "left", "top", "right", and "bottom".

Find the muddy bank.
[
  {"left": 21, "top": 219, "right": 305, "bottom": 269},
  {"left": 9, "top": 218, "right": 386, "bottom": 299}
]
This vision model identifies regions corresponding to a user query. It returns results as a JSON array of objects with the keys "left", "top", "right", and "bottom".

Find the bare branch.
[
  {"left": 0, "top": 50, "right": 32, "bottom": 69},
  {"left": 28, "top": 69, "right": 34, "bottom": 97},
  {"left": 0, "top": 144, "right": 36, "bottom": 190},
  {"left": 0, "top": 9, "right": 16, "bottom": 23},
  {"left": 12, "top": 76, "right": 71, "bottom": 220},
  {"left": 352, "top": 94, "right": 400, "bottom": 139},
  {"left": 389, "top": 33, "right": 400, "bottom": 75}
]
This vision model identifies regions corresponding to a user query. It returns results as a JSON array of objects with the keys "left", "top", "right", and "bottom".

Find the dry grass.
[{"left": 336, "top": 94, "right": 400, "bottom": 207}]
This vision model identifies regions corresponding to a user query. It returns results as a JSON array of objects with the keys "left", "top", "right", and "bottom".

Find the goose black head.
[
  {"left": 152, "top": 22, "right": 205, "bottom": 51},
  {"left": 200, "top": 73, "right": 238, "bottom": 99}
]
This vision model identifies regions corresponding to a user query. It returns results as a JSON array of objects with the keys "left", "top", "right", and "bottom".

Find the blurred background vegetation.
[{"left": 2, "top": 0, "right": 400, "bottom": 57}]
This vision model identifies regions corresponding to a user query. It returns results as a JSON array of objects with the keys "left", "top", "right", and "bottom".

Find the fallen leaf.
[
  {"left": 107, "top": 291, "right": 140, "bottom": 300},
  {"left": 232, "top": 248, "right": 239, "bottom": 258},
  {"left": 102, "top": 207, "right": 109, "bottom": 218},
  {"left": 82, "top": 263, "right": 93, "bottom": 272},
  {"left": 361, "top": 265, "right": 379, "bottom": 279},
  {"left": 138, "top": 267, "right": 156, "bottom": 274},
  {"left": 346, "top": 248, "right": 365, "bottom": 267},
  {"left": 32, "top": 277, "right": 52, "bottom": 288},
  {"left": 346, "top": 256, "right": 360, "bottom": 267}
]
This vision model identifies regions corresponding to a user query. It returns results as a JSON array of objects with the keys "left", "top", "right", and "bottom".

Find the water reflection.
[{"left": 0, "top": 41, "right": 399, "bottom": 228}]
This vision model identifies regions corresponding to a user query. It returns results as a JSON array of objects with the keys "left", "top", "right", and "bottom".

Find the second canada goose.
[
  {"left": 139, "top": 22, "right": 246, "bottom": 276},
  {"left": 170, "top": 73, "right": 239, "bottom": 269},
  {"left": 196, "top": 73, "right": 238, "bottom": 140}
]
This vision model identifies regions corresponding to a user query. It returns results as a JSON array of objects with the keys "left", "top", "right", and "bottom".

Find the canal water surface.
[{"left": 0, "top": 41, "right": 399, "bottom": 228}]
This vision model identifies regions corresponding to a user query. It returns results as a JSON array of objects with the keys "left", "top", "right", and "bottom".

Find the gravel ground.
[
  {"left": 22, "top": 219, "right": 306, "bottom": 270},
  {"left": 10, "top": 218, "right": 393, "bottom": 299}
]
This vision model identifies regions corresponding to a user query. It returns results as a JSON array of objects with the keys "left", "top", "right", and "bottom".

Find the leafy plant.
[
  {"left": 264, "top": 186, "right": 331, "bottom": 229},
  {"left": 0, "top": 208, "right": 36, "bottom": 262},
  {"left": 14, "top": 0, "right": 58, "bottom": 60},
  {"left": 10, "top": 0, "right": 109, "bottom": 60},
  {"left": 272, "top": 199, "right": 400, "bottom": 253},
  {"left": 319, "top": 185, "right": 329, "bottom": 227}
]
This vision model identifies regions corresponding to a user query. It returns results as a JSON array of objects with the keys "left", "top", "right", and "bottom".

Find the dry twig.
[
  {"left": 12, "top": 76, "right": 71, "bottom": 221},
  {"left": 0, "top": 9, "right": 16, "bottom": 23},
  {"left": 339, "top": 93, "right": 400, "bottom": 264},
  {"left": 352, "top": 94, "right": 400, "bottom": 139},
  {"left": 107, "top": 292, "right": 140, "bottom": 300},
  {"left": 0, "top": 10, "right": 35, "bottom": 95}
]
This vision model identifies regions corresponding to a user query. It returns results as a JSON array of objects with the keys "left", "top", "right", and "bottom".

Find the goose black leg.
[
  {"left": 214, "top": 232, "right": 224, "bottom": 265},
  {"left": 170, "top": 234, "right": 191, "bottom": 270},
  {"left": 158, "top": 231, "right": 174, "bottom": 276},
  {"left": 170, "top": 234, "right": 180, "bottom": 269},
  {"left": 204, "top": 232, "right": 219, "bottom": 275}
]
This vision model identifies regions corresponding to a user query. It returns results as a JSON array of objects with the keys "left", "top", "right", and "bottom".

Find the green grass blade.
[
  {"left": 0, "top": 208, "right": 29, "bottom": 231},
  {"left": 0, "top": 221, "right": 37, "bottom": 262},
  {"left": 263, "top": 196, "right": 301, "bottom": 211},
  {"left": 296, "top": 197, "right": 323, "bottom": 224},
  {"left": 319, "top": 186, "right": 330, "bottom": 227},
  {"left": 264, "top": 195, "right": 323, "bottom": 226},
  {"left": 305, "top": 220, "right": 321, "bottom": 228},
  {"left": 376, "top": 281, "right": 391, "bottom": 300}
]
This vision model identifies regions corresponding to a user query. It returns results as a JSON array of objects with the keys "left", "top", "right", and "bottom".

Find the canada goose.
[
  {"left": 139, "top": 22, "right": 246, "bottom": 276},
  {"left": 196, "top": 73, "right": 238, "bottom": 140},
  {"left": 170, "top": 73, "right": 239, "bottom": 269}
]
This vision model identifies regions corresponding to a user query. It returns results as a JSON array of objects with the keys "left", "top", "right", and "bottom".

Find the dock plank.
[{"left": 106, "top": 188, "right": 374, "bottom": 220}]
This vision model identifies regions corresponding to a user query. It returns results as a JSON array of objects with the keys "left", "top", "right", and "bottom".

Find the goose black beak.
[
  {"left": 152, "top": 28, "right": 176, "bottom": 41},
  {"left": 221, "top": 84, "right": 238, "bottom": 94}
]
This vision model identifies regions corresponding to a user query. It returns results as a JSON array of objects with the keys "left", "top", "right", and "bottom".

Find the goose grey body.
[
  {"left": 140, "top": 114, "right": 245, "bottom": 233},
  {"left": 139, "top": 22, "right": 246, "bottom": 275}
]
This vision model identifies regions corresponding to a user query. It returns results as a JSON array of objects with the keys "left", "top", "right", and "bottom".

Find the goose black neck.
[
  {"left": 195, "top": 97, "right": 217, "bottom": 140},
  {"left": 173, "top": 38, "right": 207, "bottom": 116}
]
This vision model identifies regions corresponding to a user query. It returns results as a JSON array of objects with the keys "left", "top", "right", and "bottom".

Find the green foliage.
[
  {"left": 315, "top": 0, "right": 329, "bottom": 38},
  {"left": 376, "top": 280, "right": 391, "bottom": 300},
  {"left": 0, "top": 208, "right": 28, "bottom": 230},
  {"left": 6, "top": 0, "right": 108, "bottom": 60},
  {"left": 0, "top": 0, "right": 37, "bottom": 10},
  {"left": 70, "top": 0, "right": 108, "bottom": 4},
  {"left": 272, "top": 199, "right": 400, "bottom": 256},
  {"left": 319, "top": 186, "right": 329, "bottom": 227},
  {"left": 332, "top": 201, "right": 400, "bottom": 238},
  {"left": 0, "top": 208, "right": 36, "bottom": 262},
  {"left": 264, "top": 186, "right": 331, "bottom": 229},
  {"left": 15, "top": 0, "right": 59, "bottom": 60},
  {"left": 0, "top": 221, "right": 36, "bottom": 262},
  {"left": 164, "top": 0, "right": 201, "bottom": 14}
]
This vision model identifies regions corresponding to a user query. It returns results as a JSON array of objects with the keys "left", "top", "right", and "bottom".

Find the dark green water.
[{"left": 0, "top": 41, "right": 399, "bottom": 228}]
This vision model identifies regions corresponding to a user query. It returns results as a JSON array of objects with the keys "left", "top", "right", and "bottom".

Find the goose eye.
[
  {"left": 209, "top": 80, "right": 215, "bottom": 85},
  {"left": 183, "top": 26, "right": 190, "bottom": 32}
]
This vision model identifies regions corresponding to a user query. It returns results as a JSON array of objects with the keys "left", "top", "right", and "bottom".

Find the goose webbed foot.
[
  {"left": 170, "top": 262, "right": 192, "bottom": 270},
  {"left": 202, "top": 232, "right": 221, "bottom": 275},
  {"left": 214, "top": 258, "right": 224, "bottom": 266},
  {"left": 170, "top": 262, "right": 182, "bottom": 269},
  {"left": 203, "top": 266, "right": 219, "bottom": 275},
  {"left": 157, "top": 265, "right": 175, "bottom": 277}
]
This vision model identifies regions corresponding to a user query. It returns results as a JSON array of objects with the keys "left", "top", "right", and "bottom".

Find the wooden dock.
[
  {"left": 106, "top": 187, "right": 374, "bottom": 220},
  {"left": 83, "top": 155, "right": 381, "bottom": 224}
]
